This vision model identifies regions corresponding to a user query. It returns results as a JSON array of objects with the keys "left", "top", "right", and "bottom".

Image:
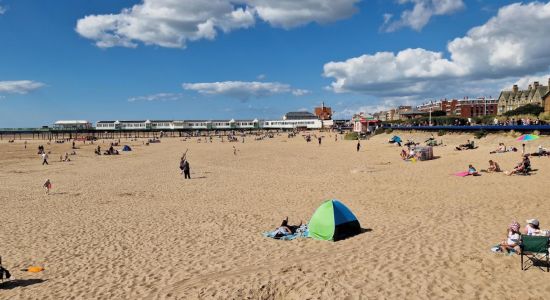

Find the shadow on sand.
[{"left": 0, "top": 279, "right": 46, "bottom": 290}]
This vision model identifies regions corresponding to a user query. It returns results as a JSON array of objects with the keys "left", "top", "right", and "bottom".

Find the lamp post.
[{"left": 429, "top": 100, "right": 433, "bottom": 126}]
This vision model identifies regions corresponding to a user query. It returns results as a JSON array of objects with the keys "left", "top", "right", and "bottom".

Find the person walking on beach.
[
  {"left": 41, "top": 152, "right": 49, "bottom": 165},
  {"left": 43, "top": 179, "right": 52, "bottom": 194},
  {"left": 182, "top": 160, "right": 191, "bottom": 179},
  {"left": 179, "top": 157, "right": 185, "bottom": 174},
  {"left": 318, "top": 137, "right": 322, "bottom": 146},
  {"left": 356, "top": 141, "right": 361, "bottom": 152}
]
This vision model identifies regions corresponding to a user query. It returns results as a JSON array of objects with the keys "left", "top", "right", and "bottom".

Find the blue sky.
[{"left": 1, "top": 0, "right": 549, "bottom": 127}]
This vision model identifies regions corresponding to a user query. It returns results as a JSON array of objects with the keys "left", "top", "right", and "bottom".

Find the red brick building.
[
  {"left": 314, "top": 102, "right": 332, "bottom": 120},
  {"left": 417, "top": 98, "right": 498, "bottom": 118}
]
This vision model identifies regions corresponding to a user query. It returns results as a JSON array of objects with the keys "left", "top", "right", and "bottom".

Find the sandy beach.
[{"left": 1, "top": 131, "right": 550, "bottom": 299}]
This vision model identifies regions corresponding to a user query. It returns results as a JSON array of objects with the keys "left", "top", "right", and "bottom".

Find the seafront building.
[
  {"left": 351, "top": 113, "right": 381, "bottom": 133},
  {"left": 314, "top": 102, "right": 333, "bottom": 120},
  {"left": 60, "top": 106, "right": 335, "bottom": 132},
  {"left": 52, "top": 120, "right": 93, "bottom": 130},
  {"left": 417, "top": 97, "right": 498, "bottom": 118},
  {"left": 497, "top": 79, "right": 550, "bottom": 115}
]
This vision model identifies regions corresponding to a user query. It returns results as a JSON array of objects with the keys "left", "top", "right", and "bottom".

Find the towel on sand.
[
  {"left": 454, "top": 171, "right": 470, "bottom": 177},
  {"left": 263, "top": 225, "right": 309, "bottom": 241}
]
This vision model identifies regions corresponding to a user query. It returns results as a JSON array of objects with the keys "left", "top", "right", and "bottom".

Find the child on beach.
[
  {"left": 500, "top": 221, "right": 521, "bottom": 254},
  {"left": 467, "top": 164, "right": 479, "bottom": 176},
  {"left": 482, "top": 160, "right": 500, "bottom": 173},
  {"left": 43, "top": 179, "right": 52, "bottom": 194},
  {"left": 400, "top": 148, "right": 407, "bottom": 160}
]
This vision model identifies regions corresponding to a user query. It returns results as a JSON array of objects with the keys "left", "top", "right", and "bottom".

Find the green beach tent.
[{"left": 308, "top": 200, "right": 361, "bottom": 241}]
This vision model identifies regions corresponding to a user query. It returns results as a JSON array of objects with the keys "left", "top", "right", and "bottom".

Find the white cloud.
[
  {"left": 495, "top": 73, "right": 550, "bottom": 92},
  {"left": 251, "top": 0, "right": 360, "bottom": 29},
  {"left": 182, "top": 81, "right": 308, "bottom": 100},
  {"left": 512, "top": 74, "right": 550, "bottom": 89},
  {"left": 383, "top": 0, "right": 465, "bottom": 32},
  {"left": 291, "top": 89, "right": 310, "bottom": 96},
  {"left": 76, "top": 0, "right": 256, "bottom": 48},
  {"left": 333, "top": 97, "right": 418, "bottom": 118},
  {"left": 0, "top": 6, "right": 6, "bottom": 15},
  {"left": 0, "top": 81, "right": 45, "bottom": 94},
  {"left": 324, "top": 2, "right": 550, "bottom": 99},
  {"left": 76, "top": 0, "right": 361, "bottom": 48},
  {"left": 128, "top": 93, "right": 183, "bottom": 102}
]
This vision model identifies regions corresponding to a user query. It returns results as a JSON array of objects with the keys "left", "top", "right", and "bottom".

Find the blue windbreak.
[{"left": 332, "top": 200, "right": 358, "bottom": 225}]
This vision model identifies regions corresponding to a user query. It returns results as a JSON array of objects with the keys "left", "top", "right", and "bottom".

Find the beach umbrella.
[
  {"left": 308, "top": 200, "right": 361, "bottom": 241},
  {"left": 516, "top": 134, "right": 539, "bottom": 142},
  {"left": 392, "top": 136, "right": 402, "bottom": 143}
]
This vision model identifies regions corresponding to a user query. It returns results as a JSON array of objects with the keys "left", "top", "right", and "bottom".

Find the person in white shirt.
[
  {"left": 41, "top": 153, "right": 49, "bottom": 165},
  {"left": 525, "top": 219, "right": 541, "bottom": 236},
  {"left": 500, "top": 221, "right": 521, "bottom": 254}
]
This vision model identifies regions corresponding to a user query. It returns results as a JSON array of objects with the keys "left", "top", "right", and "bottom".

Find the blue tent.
[
  {"left": 308, "top": 200, "right": 361, "bottom": 241},
  {"left": 122, "top": 145, "right": 132, "bottom": 151},
  {"left": 390, "top": 136, "right": 402, "bottom": 143}
]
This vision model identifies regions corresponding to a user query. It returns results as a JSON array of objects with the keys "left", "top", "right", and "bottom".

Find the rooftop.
[
  {"left": 54, "top": 120, "right": 90, "bottom": 124},
  {"left": 284, "top": 111, "right": 318, "bottom": 120}
]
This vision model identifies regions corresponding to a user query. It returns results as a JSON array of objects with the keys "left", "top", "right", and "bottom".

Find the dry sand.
[{"left": 1, "top": 131, "right": 550, "bottom": 299}]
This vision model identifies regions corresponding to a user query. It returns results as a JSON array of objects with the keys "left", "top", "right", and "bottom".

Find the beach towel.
[
  {"left": 490, "top": 244, "right": 516, "bottom": 256},
  {"left": 263, "top": 225, "right": 309, "bottom": 241},
  {"left": 454, "top": 171, "right": 470, "bottom": 177},
  {"left": 490, "top": 244, "right": 501, "bottom": 253}
]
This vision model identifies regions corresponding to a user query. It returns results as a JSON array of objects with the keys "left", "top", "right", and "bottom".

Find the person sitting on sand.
[
  {"left": 531, "top": 145, "right": 550, "bottom": 157},
  {"left": 400, "top": 148, "right": 407, "bottom": 160},
  {"left": 487, "top": 160, "right": 501, "bottom": 172},
  {"left": 505, "top": 155, "right": 531, "bottom": 176},
  {"left": 467, "top": 164, "right": 479, "bottom": 176},
  {"left": 490, "top": 143, "right": 506, "bottom": 154},
  {"left": 456, "top": 140, "right": 475, "bottom": 151},
  {"left": 404, "top": 140, "right": 416, "bottom": 147},
  {"left": 525, "top": 219, "right": 541, "bottom": 236},
  {"left": 500, "top": 221, "right": 521, "bottom": 254},
  {"left": 406, "top": 147, "right": 418, "bottom": 160}
]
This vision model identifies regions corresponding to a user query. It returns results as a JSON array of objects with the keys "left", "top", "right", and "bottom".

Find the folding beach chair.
[
  {"left": 519, "top": 164, "right": 532, "bottom": 176},
  {"left": 520, "top": 235, "right": 550, "bottom": 272}
]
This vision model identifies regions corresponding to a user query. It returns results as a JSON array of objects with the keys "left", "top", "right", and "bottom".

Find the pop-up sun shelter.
[
  {"left": 122, "top": 145, "right": 132, "bottom": 151},
  {"left": 390, "top": 136, "right": 402, "bottom": 143},
  {"left": 308, "top": 200, "right": 361, "bottom": 241}
]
